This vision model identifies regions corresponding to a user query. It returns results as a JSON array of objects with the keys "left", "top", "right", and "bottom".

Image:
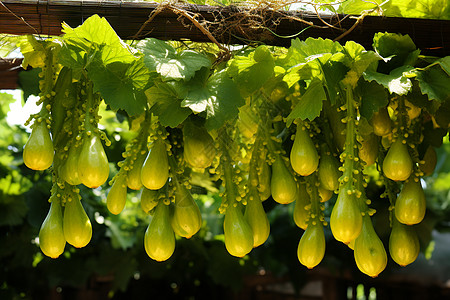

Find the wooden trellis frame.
[{"left": 1, "top": 0, "right": 450, "bottom": 89}]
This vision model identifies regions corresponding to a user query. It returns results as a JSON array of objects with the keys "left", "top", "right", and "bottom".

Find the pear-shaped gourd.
[
  {"left": 141, "top": 139, "right": 169, "bottom": 190},
  {"left": 61, "top": 145, "right": 82, "bottom": 185},
  {"left": 371, "top": 107, "right": 391, "bottom": 137},
  {"left": 237, "top": 104, "right": 258, "bottom": 139},
  {"left": 183, "top": 122, "right": 216, "bottom": 169},
  {"left": 290, "top": 123, "right": 319, "bottom": 176},
  {"left": 330, "top": 183, "right": 362, "bottom": 244},
  {"left": 271, "top": 156, "right": 297, "bottom": 204},
  {"left": 421, "top": 146, "right": 437, "bottom": 176},
  {"left": 389, "top": 216, "right": 420, "bottom": 266},
  {"left": 318, "top": 185, "right": 333, "bottom": 202},
  {"left": 359, "top": 133, "right": 379, "bottom": 166},
  {"left": 78, "top": 134, "right": 109, "bottom": 188},
  {"left": 258, "top": 160, "right": 271, "bottom": 201},
  {"left": 127, "top": 152, "right": 145, "bottom": 190},
  {"left": 106, "top": 175, "right": 127, "bottom": 215},
  {"left": 293, "top": 183, "right": 310, "bottom": 230},
  {"left": 318, "top": 154, "right": 340, "bottom": 191},
  {"left": 144, "top": 202, "right": 175, "bottom": 261},
  {"left": 39, "top": 198, "right": 66, "bottom": 258},
  {"left": 395, "top": 179, "right": 426, "bottom": 225},
  {"left": 63, "top": 197, "right": 92, "bottom": 248},
  {"left": 23, "top": 120, "right": 54, "bottom": 171},
  {"left": 171, "top": 184, "right": 202, "bottom": 238},
  {"left": 354, "top": 216, "right": 387, "bottom": 278},
  {"left": 297, "top": 223, "right": 325, "bottom": 269},
  {"left": 224, "top": 204, "right": 254, "bottom": 257},
  {"left": 244, "top": 190, "right": 270, "bottom": 247},
  {"left": 383, "top": 139, "right": 412, "bottom": 181},
  {"left": 141, "top": 188, "right": 158, "bottom": 214}
]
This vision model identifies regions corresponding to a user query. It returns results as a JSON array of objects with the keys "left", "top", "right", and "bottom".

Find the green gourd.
[
  {"left": 224, "top": 204, "right": 254, "bottom": 257},
  {"left": 383, "top": 139, "right": 412, "bottom": 181},
  {"left": 297, "top": 223, "right": 325, "bottom": 269},
  {"left": 421, "top": 146, "right": 437, "bottom": 176},
  {"left": 244, "top": 189, "right": 270, "bottom": 247},
  {"left": 141, "top": 139, "right": 169, "bottom": 190},
  {"left": 63, "top": 197, "right": 92, "bottom": 248},
  {"left": 293, "top": 183, "right": 310, "bottom": 230},
  {"left": 290, "top": 123, "right": 319, "bottom": 176},
  {"left": 61, "top": 145, "right": 81, "bottom": 186},
  {"left": 127, "top": 152, "right": 145, "bottom": 190},
  {"left": 106, "top": 175, "right": 127, "bottom": 215},
  {"left": 271, "top": 156, "right": 297, "bottom": 204},
  {"left": 23, "top": 120, "right": 54, "bottom": 171},
  {"left": 318, "top": 154, "right": 340, "bottom": 191},
  {"left": 330, "top": 183, "right": 362, "bottom": 244},
  {"left": 389, "top": 216, "right": 420, "bottom": 266},
  {"left": 39, "top": 198, "right": 66, "bottom": 258},
  {"left": 141, "top": 188, "right": 158, "bottom": 214},
  {"left": 237, "top": 104, "right": 258, "bottom": 139},
  {"left": 359, "top": 133, "right": 379, "bottom": 166},
  {"left": 318, "top": 185, "right": 333, "bottom": 202},
  {"left": 371, "top": 107, "right": 391, "bottom": 137},
  {"left": 395, "top": 178, "right": 426, "bottom": 225},
  {"left": 354, "top": 216, "right": 387, "bottom": 278},
  {"left": 258, "top": 160, "right": 271, "bottom": 201},
  {"left": 144, "top": 202, "right": 175, "bottom": 262},
  {"left": 78, "top": 134, "right": 109, "bottom": 188},
  {"left": 171, "top": 184, "right": 202, "bottom": 238},
  {"left": 183, "top": 122, "right": 216, "bottom": 169}
]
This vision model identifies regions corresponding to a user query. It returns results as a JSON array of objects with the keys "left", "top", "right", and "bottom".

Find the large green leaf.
[
  {"left": 146, "top": 82, "right": 192, "bottom": 128},
  {"left": 143, "top": 38, "right": 211, "bottom": 81},
  {"left": 286, "top": 78, "right": 327, "bottom": 124},
  {"left": 363, "top": 65, "right": 414, "bottom": 95},
  {"left": 181, "top": 70, "right": 245, "bottom": 130},
  {"left": 62, "top": 14, "right": 136, "bottom": 65},
  {"left": 88, "top": 58, "right": 150, "bottom": 116},
  {"left": 18, "top": 35, "right": 47, "bottom": 69},
  {"left": 336, "top": 0, "right": 450, "bottom": 20},
  {"left": 415, "top": 60, "right": 450, "bottom": 102},
  {"left": 227, "top": 45, "right": 275, "bottom": 97},
  {"left": 358, "top": 80, "right": 389, "bottom": 120},
  {"left": 373, "top": 32, "right": 419, "bottom": 72}
]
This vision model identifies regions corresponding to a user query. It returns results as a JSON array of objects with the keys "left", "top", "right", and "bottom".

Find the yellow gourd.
[
  {"left": 383, "top": 139, "right": 412, "bottom": 181},
  {"left": 297, "top": 223, "right": 325, "bottom": 269},
  {"left": 271, "top": 156, "right": 297, "bottom": 204},
  {"left": 106, "top": 175, "right": 127, "bottom": 215},
  {"left": 144, "top": 202, "right": 175, "bottom": 262},
  {"left": 39, "top": 198, "right": 66, "bottom": 258},
  {"left": 224, "top": 204, "right": 254, "bottom": 257},
  {"left": 141, "top": 139, "right": 169, "bottom": 190},
  {"left": 171, "top": 184, "right": 202, "bottom": 238},
  {"left": 389, "top": 216, "right": 420, "bottom": 266},
  {"left": 78, "top": 134, "right": 110, "bottom": 188},
  {"left": 395, "top": 178, "right": 426, "bottom": 225},
  {"left": 244, "top": 190, "right": 270, "bottom": 247},
  {"left": 354, "top": 216, "right": 387, "bottom": 278},
  {"left": 63, "top": 197, "right": 92, "bottom": 248},
  {"left": 290, "top": 123, "right": 319, "bottom": 176},
  {"left": 23, "top": 120, "right": 54, "bottom": 171}
]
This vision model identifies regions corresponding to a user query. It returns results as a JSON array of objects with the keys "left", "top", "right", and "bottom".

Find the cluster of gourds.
[{"left": 23, "top": 47, "right": 438, "bottom": 278}]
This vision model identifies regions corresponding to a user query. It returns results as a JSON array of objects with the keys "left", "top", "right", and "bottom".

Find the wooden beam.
[
  {"left": 1, "top": 0, "right": 449, "bottom": 57},
  {"left": 0, "top": 58, "right": 23, "bottom": 90}
]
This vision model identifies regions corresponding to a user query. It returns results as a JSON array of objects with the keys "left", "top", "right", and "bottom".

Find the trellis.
[{"left": 1, "top": 0, "right": 450, "bottom": 89}]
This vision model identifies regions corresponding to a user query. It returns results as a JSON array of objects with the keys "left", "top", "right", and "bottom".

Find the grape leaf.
[
  {"left": 227, "top": 45, "right": 275, "bottom": 97},
  {"left": 181, "top": 70, "right": 245, "bottom": 130},
  {"left": 88, "top": 58, "right": 150, "bottom": 116},
  {"left": 18, "top": 35, "right": 47, "bottom": 69},
  {"left": 286, "top": 78, "right": 326, "bottom": 125},
  {"left": 363, "top": 65, "right": 414, "bottom": 95},
  {"left": 146, "top": 82, "right": 192, "bottom": 128},
  {"left": 62, "top": 14, "right": 136, "bottom": 65},
  {"left": 143, "top": 38, "right": 211, "bottom": 81},
  {"left": 415, "top": 63, "right": 450, "bottom": 102},
  {"left": 373, "top": 32, "right": 419, "bottom": 72},
  {"left": 358, "top": 80, "right": 389, "bottom": 120},
  {"left": 283, "top": 38, "right": 344, "bottom": 66}
]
